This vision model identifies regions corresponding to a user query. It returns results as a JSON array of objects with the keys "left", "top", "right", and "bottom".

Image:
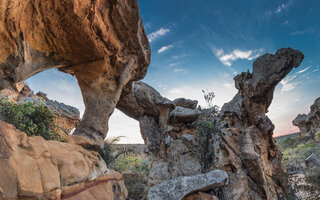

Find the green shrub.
[
  {"left": 0, "top": 99, "right": 63, "bottom": 141},
  {"left": 114, "top": 154, "right": 149, "bottom": 175},
  {"left": 316, "top": 132, "right": 320, "bottom": 141},
  {"left": 123, "top": 173, "right": 148, "bottom": 200}
]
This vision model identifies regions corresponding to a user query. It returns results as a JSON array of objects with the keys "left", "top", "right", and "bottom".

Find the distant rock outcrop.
[{"left": 293, "top": 97, "right": 320, "bottom": 137}]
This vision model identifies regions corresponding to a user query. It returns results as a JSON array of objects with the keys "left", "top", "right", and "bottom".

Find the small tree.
[{"left": 195, "top": 90, "right": 219, "bottom": 172}]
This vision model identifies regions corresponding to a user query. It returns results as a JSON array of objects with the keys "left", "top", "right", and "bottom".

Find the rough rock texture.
[
  {"left": 293, "top": 97, "right": 320, "bottom": 137},
  {"left": 0, "top": 0, "right": 150, "bottom": 147},
  {"left": 61, "top": 170, "right": 127, "bottom": 200},
  {"left": 117, "top": 81, "right": 202, "bottom": 189},
  {"left": 305, "top": 153, "right": 320, "bottom": 167},
  {"left": 0, "top": 82, "right": 80, "bottom": 137},
  {"left": 183, "top": 192, "right": 220, "bottom": 200},
  {"left": 0, "top": 120, "right": 127, "bottom": 199},
  {"left": 147, "top": 170, "right": 228, "bottom": 200},
  {"left": 117, "top": 48, "right": 304, "bottom": 200}
]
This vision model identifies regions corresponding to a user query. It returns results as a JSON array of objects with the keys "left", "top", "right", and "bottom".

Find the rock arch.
[{"left": 0, "top": 0, "right": 150, "bottom": 148}]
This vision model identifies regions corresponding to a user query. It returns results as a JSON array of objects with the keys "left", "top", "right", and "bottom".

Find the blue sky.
[{"left": 27, "top": 0, "right": 320, "bottom": 143}]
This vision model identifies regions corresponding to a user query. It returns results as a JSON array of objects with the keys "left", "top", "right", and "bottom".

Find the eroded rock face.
[
  {"left": 214, "top": 48, "right": 304, "bottom": 199},
  {"left": 293, "top": 97, "right": 320, "bottom": 137},
  {"left": 118, "top": 48, "right": 304, "bottom": 200},
  {"left": 147, "top": 169, "right": 228, "bottom": 200},
  {"left": 0, "top": 0, "right": 150, "bottom": 147},
  {"left": 0, "top": 120, "right": 127, "bottom": 199},
  {"left": 117, "top": 81, "right": 202, "bottom": 189}
]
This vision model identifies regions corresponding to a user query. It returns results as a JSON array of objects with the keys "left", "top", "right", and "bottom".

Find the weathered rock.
[
  {"left": 147, "top": 169, "right": 228, "bottom": 200},
  {"left": 117, "top": 81, "right": 202, "bottom": 189},
  {"left": 0, "top": 120, "right": 128, "bottom": 199},
  {"left": 61, "top": 170, "right": 127, "bottom": 200},
  {"left": 215, "top": 48, "right": 304, "bottom": 199},
  {"left": 173, "top": 98, "right": 198, "bottom": 109},
  {"left": 293, "top": 97, "right": 320, "bottom": 137},
  {"left": 118, "top": 48, "right": 304, "bottom": 200},
  {"left": 170, "top": 106, "right": 202, "bottom": 123},
  {"left": 305, "top": 153, "right": 320, "bottom": 167},
  {"left": 0, "top": 0, "right": 150, "bottom": 147},
  {"left": 183, "top": 192, "right": 219, "bottom": 200}
]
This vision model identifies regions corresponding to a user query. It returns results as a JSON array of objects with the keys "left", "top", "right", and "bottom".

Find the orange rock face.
[
  {"left": 0, "top": 0, "right": 150, "bottom": 148},
  {"left": 0, "top": 120, "right": 127, "bottom": 199}
]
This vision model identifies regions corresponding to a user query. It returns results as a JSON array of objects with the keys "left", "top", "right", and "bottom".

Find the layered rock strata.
[
  {"left": 0, "top": 0, "right": 150, "bottom": 147},
  {"left": 293, "top": 97, "right": 320, "bottom": 137}
]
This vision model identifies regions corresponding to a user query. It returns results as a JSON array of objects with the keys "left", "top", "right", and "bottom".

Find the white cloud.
[
  {"left": 296, "top": 66, "right": 311, "bottom": 74},
  {"left": 280, "top": 75, "right": 301, "bottom": 92},
  {"left": 173, "top": 68, "right": 187, "bottom": 74},
  {"left": 147, "top": 28, "right": 170, "bottom": 42},
  {"left": 212, "top": 48, "right": 263, "bottom": 66},
  {"left": 291, "top": 28, "right": 316, "bottom": 36},
  {"left": 168, "top": 62, "right": 181, "bottom": 67},
  {"left": 275, "top": 4, "right": 286, "bottom": 14},
  {"left": 158, "top": 45, "right": 173, "bottom": 53}
]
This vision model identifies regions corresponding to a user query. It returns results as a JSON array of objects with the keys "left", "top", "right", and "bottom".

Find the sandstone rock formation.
[
  {"left": 117, "top": 48, "right": 304, "bottom": 200},
  {"left": 0, "top": 0, "right": 150, "bottom": 148},
  {"left": 293, "top": 97, "right": 320, "bottom": 137},
  {"left": 214, "top": 48, "right": 304, "bottom": 199},
  {"left": 0, "top": 120, "right": 127, "bottom": 199},
  {"left": 147, "top": 169, "right": 228, "bottom": 200}
]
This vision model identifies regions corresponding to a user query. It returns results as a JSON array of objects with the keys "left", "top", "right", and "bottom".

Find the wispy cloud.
[
  {"left": 275, "top": 3, "right": 288, "bottom": 14},
  {"left": 212, "top": 48, "right": 263, "bottom": 66},
  {"left": 169, "top": 62, "right": 182, "bottom": 67},
  {"left": 280, "top": 75, "right": 301, "bottom": 92},
  {"left": 291, "top": 28, "right": 316, "bottom": 35},
  {"left": 296, "top": 66, "right": 311, "bottom": 74},
  {"left": 158, "top": 44, "right": 173, "bottom": 53},
  {"left": 147, "top": 28, "right": 170, "bottom": 42},
  {"left": 173, "top": 68, "right": 188, "bottom": 74}
]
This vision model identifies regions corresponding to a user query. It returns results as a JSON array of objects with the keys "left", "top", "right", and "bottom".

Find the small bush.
[
  {"left": 0, "top": 99, "right": 63, "bottom": 141},
  {"left": 114, "top": 154, "right": 149, "bottom": 175}
]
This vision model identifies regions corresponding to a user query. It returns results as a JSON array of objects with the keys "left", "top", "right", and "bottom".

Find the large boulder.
[
  {"left": 293, "top": 97, "right": 320, "bottom": 137},
  {"left": 0, "top": 120, "right": 127, "bottom": 199},
  {"left": 147, "top": 169, "right": 228, "bottom": 200},
  {"left": 0, "top": 0, "right": 150, "bottom": 148}
]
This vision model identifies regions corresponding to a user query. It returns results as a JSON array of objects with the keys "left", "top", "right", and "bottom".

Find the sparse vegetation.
[
  {"left": 278, "top": 135, "right": 320, "bottom": 199},
  {"left": 194, "top": 90, "right": 219, "bottom": 172},
  {"left": 0, "top": 99, "right": 64, "bottom": 141},
  {"left": 99, "top": 137, "right": 150, "bottom": 200}
]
